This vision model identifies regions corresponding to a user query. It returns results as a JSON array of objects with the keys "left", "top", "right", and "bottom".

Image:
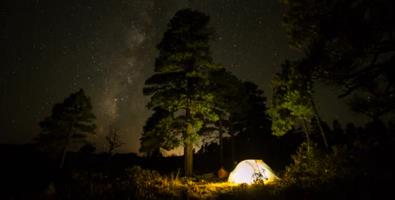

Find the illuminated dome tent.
[{"left": 228, "top": 159, "right": 279, "bottom": 184}]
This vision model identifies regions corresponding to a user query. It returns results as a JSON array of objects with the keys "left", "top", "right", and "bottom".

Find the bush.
[
  {"left": 128, "top": 166, "right": 184, "bottom": 200},
  {"left": 283, "top": 142, "right": 350, "bottom": 187}
]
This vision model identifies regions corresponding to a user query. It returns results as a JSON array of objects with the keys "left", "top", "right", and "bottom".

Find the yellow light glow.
[{"left": 228, "top": 159, "right": 279, "bottom": 185}]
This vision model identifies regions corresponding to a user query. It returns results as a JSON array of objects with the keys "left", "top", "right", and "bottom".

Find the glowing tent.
[{"left": 228, "top": 159, "right": 279, "bottom": 185}]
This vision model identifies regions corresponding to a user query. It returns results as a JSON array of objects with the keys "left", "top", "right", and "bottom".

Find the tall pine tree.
[{"left": 142, "top": 9, "right": 220, "bottom": 176}]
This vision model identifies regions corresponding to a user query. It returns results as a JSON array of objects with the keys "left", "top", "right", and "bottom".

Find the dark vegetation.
[
  {"left": 2, "top": 122, "right": 394, "bottom": 199},
  {"left": 2, "top": 0, "right": 395, "bottom": 199}
]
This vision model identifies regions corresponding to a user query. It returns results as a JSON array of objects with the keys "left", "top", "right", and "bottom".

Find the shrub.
[
  {"left": 127, "top": 166, "right": 184, "bottom": 200},
  {"left": 283, "top": 142, "right": 350, "bottom": 187}
]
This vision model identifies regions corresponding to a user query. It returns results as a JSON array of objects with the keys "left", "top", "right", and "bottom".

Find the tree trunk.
[
  {"left": 184, "top": 142, "right": 193, "bottom": 177},
  {"left": 309, "top": 95, "right": 329, "bottom": 148},
  {"left": 302, "top": 119, "right": 311, "bottom": 153},
  {"left": 231, "top": 135, "right": 235, "bottom": 166},
  {"left": 314, "top": 113, "right": 329, "bottom": 148},
  {"left": 184, "top": 123, "right": 194, "bottom": 177},
  {"left": 184, "top": 102, "right": 193, "bottom": 177},
  {"left": 59, "top": 145, "right": 68, "bottom": 169},
  {"left": 219, "top": 130, "right": 223, "bottom": 167},
  {"left": 59, "top": 122, "right": 74, "bottom": 169}
]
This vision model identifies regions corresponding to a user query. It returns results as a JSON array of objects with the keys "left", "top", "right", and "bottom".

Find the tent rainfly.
[{"left": 228, "top": 159, "right": 279, "bottom": 185}]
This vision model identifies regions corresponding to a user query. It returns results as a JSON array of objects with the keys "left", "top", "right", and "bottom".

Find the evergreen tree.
[
  {"left": 140, "top": 107, "right": 176, "bottom": 156},
  {"left": 233, "top": 81, "right": 271, "bottom": 138},
  {"left": 230, "top": 81, "right": 272, "bottom": 160},
  {"left": 268, "top": 61, "right": 328, "bottom": 150},
  {"left": 282, "top": 0, "right": 395, "bottom": 113},
  {"left": 348, "top": 85, "right": 395, "bottom": 122},
  {"left": 142, "top": 9, "right": 220, "bottom": 176},
  {"left": 198, "top": 70, "right": 272, "bottom": 166},
  {"left": 202, "top": 68, "right": 245, "bottom": 166},
  {"left": 37, "top": 89, "right": 96, "bottom": 168}
]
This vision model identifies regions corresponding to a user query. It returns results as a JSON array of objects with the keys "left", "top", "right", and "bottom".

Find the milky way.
[{"left": 1, "top": 0, "right": 366, "bottom": 153}]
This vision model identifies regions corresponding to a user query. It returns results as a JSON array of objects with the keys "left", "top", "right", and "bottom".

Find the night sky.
[{"left": 1, "top": 0, "right": 366, "bottom": 153}]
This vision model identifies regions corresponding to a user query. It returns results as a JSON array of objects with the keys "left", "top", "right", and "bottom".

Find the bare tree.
[{"left": 105, "top": 125, "right": 124, "bottom": 155}]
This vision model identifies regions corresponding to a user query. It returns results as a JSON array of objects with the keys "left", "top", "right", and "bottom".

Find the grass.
[{"left": 127, "top": 166, "right": 286, "bottom": 200}]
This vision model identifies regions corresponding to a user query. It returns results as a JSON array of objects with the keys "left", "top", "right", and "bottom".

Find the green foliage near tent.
[{"left": 268, "top": 61, "right": 313, "bottom": 138}]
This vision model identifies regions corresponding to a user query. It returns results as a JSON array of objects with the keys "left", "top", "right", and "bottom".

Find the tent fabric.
[{"left": 228, "top": 159, "right": 279, "bottom": 184}]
